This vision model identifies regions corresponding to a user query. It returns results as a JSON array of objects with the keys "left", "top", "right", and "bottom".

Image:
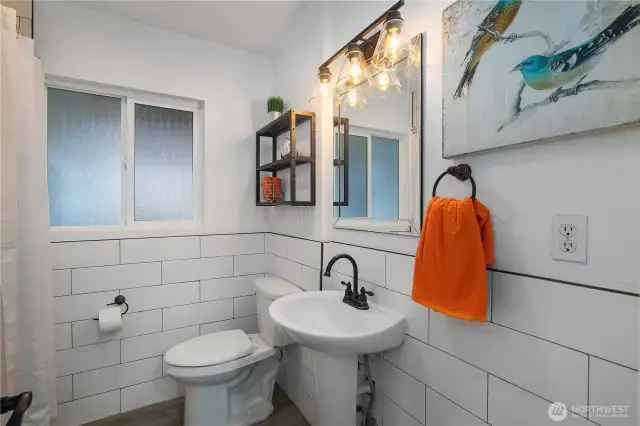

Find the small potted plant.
[{"left": 267, "top": 96, "right": 284, "bottom": 121}]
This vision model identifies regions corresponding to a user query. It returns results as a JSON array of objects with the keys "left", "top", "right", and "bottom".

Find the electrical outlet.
[
  {"left": 559, "top": 224, "right": 577, "bottom": 237},
  {"left": 560, "top": 240, "right": 577, "bottom": 253},
  {"left": 552, "top": 215, "right": 587, "bottom": 263}
]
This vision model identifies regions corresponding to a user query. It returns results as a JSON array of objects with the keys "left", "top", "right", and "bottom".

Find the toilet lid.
[{"left": 164, "top": 329, "right": 254, "bottom": 367}]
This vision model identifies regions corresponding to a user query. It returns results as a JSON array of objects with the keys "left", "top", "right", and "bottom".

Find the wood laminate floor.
[{"left": 84, "top": 386, "right": 309, "bottom": 426}]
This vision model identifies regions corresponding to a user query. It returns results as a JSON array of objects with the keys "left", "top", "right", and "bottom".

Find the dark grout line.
[
  {"left": 487, "top": 321, "right": 638, "bottom": 372},
  {"left": 320, "top": 241, "right": 637, "bottom": 298},
  {"left": 268, "top": 252, "right": 321, "bottom": 272},
  {"left": 319, "top": 242, "right": 324, "bottom": 291},
  {"left": 486, "top": 373, "right": 489, "bottom": 422},
  {"left": 53, "top": 234, "right": 636, "bottom": 297},
  {"left": 392, "top": 331, "right": 632, "bottom": 424},
  {"left": 269, "top": 232, "right": 326, "bottom": 244},
  {"left": 52, "top": 231, "right": 268, "bottom": 244},
  {"left": 378, "top": 389, "right": 429, "bottom": 425},
  {"left": 587, "top": 356, "right": 591, "bottom": 415},
  {"left": 376, "top": 356, "right": 488, "bottom": 425},
  {"left": 325, "top": 240, "right": 415, "bottom": 257},
  {"left": 489, "top": 268, "right": 638, "bottom": 298},
  {"left": 488, "top": 374, "right": 599, "bottom": 424}
]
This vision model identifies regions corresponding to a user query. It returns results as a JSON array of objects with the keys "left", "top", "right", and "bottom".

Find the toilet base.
[{"left": 182, "top": 356, "right": 279, "bottom": 426}]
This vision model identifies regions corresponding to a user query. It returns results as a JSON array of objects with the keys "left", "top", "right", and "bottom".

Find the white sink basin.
[
  {"left": 270, "top": 290, "right": 404, "bottom": 426},
  {"left": 269, "top": 290, "right": 404, "bottom": 354}
]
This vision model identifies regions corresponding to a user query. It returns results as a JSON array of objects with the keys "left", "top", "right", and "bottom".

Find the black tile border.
[
  {"left": 490, "top": 269, "right": 639, "bottom": 298},
  {"left": 315, "top": 239, "right": 638, "bottom": 298}
]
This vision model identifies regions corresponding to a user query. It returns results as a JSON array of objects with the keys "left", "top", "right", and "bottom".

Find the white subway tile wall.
[
  {"left": 316, "top": 241, "right": 638, "bottom": 426},
  {"left": 51, "top": 234, "right": 638, "bottom": 426},
  {"left": 265, "top": 234, "right": 322, "bottom": 423},
  {"left": 51, "top": 233, "right": 266, "bottom": 426}
]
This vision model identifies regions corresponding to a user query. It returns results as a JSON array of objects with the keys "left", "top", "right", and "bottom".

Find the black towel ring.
[
  {"left": 92, "top": 295, "right": 129, "bottom": 320},
  {"left": 432, "top": 164, "right": 476, "bottom": 201}
]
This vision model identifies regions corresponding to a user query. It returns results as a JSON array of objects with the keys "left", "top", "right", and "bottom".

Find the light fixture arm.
[{"left": 318, "top": 0, "right": 404, "bottom": 69}]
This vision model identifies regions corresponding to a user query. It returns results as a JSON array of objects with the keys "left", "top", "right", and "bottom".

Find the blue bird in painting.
[
  {"left": 512, "top": 4, "right": 640, "bottom": 95},
  {"left": 454, "top": 0, "right": 523, "bottom": 99}
]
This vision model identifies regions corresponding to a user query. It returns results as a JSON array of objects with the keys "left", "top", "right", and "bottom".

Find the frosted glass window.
[
  {"left": 134, "top": 104, "right": 193, "bottom": 221},
  {"left": 47, "top": 88, "right": 122, "bottom": 226}
]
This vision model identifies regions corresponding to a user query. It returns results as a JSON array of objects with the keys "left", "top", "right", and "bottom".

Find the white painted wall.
[
  {"left": 36, "top": 2, "right": 274, "bottom": 238},
  {"left": 273, "top": 0, "right": 640, "bottom": 294}
]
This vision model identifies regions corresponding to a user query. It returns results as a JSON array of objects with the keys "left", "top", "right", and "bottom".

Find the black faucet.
[{"left": 323, "top": 254, "right": 374, "bottom": 310}]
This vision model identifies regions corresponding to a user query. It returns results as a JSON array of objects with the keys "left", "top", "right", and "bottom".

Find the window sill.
[
  {"left": 50, "top": 222, "right": 206, "bottom": 242},
  {"left": 333, "top": 217, "right": 413, "bottom": 233}
]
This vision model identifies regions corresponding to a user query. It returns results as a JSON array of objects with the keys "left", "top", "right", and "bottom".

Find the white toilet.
[{"left": 164, "top": 276, "right": 301, "bottom": 426}]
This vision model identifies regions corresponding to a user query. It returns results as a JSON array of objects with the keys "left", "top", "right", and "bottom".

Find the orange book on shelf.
[{"left": 260, "top": 176, "right": 282, "bottom": 201}]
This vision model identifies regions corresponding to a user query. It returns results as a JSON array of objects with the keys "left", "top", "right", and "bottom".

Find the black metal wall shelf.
[
  {"left": 257, "top": 156, "right": 313, "bottom": 173},
  {"left": 256, "top": 109, "right": 316, "bottom": 206}
]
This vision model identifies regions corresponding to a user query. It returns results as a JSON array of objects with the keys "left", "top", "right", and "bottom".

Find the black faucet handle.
[
  {"left": 360, "top": 287, "right": 374, "bottom": 297},
  {"left": 341, "top": 281, "right": 352, "bottom": 291}
]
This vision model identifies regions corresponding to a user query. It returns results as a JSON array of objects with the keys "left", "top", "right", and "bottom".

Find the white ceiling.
[{"left": 75, "top": 0, "right": 311, "bottom": 59}]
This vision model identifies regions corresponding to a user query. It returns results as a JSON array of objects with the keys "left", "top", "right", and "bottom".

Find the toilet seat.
[
  {"left": 164, "top": 332, "right": 276, "bottom": 380},
  {"left": 165, "top": 329, "right": 254, "bottom": 367}
]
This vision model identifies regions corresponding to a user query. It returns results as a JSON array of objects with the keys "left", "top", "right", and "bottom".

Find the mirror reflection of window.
[
  {"left": 341, "top": 134, "right": 367, "bottom": 218},
  {"left": 335, "top": 133, "right": 400, "bottom": 219},
  {"left": 371, "top": 136, "right": 399, "bottom": 219}
]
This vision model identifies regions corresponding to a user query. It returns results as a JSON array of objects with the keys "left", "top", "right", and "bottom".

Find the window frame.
[{"left": 46, "top": 76, "right": 204, "bottom": 237}]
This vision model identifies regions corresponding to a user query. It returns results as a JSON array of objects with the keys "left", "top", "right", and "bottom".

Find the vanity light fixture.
[
  {"left": 309, "top": 66, "right": 333, "bottom": 106},
  {"left": 371, "top": 10, "right": 416, "bottom": 71}
]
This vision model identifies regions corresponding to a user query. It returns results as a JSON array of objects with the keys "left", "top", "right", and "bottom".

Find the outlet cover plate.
[{"left": 552, "top": 215, "right": 587, "bottom": 263}]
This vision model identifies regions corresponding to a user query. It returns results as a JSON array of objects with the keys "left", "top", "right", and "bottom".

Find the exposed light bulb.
[
  {"left": 386, "top": 29, "right": 400, "bottom": 62},
  {"left": 320, "top": 81, "right": 329, "bottom": 97},
  {"left": 350, "top": 60, "right": 362, "bottom": 82},
  {"left": 377, "top": 71, "right": 390, "bottom": 91},
  {"left": 347, "top": 90, "right": 358, "bottom": 107}
]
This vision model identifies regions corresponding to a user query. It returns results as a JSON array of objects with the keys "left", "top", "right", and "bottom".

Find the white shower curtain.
[{"left": 0, "top": 5, "right": 57, "bottom": 426}]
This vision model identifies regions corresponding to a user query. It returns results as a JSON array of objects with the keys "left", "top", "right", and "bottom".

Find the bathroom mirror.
[{"left": 333, "top": 33, "right": 423, "bottom": 235}]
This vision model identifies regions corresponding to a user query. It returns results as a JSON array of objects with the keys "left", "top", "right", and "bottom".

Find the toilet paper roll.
[{"left": 98, "top": 306, "right": 123, "bottom": 333}]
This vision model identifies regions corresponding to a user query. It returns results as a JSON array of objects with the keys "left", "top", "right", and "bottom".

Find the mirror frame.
[{"left": 333, "top": 32, "right": 425, "bottom": 236}]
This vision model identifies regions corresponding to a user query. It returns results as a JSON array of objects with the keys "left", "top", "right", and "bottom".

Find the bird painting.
[
  {"left": 442, "top": 0, "right": 640, "bottom": 156},
  {"left": 512, "top": 4, "right": 640, "bottom": 96},
  {"left": 454, "top": 0, "right": 523, "bottom": 99}
]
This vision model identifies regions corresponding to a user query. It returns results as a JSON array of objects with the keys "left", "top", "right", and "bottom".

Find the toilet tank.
[{"left": 254, "top": 276, "right": 302, "bottom": 347}]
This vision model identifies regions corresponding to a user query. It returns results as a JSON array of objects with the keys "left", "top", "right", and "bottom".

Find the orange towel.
[{"left": 412, "top": 196, "right": 495, "bottom": 322}]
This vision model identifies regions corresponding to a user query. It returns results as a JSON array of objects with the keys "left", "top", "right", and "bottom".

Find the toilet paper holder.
[{"left": 92, "top": 295, "right": 129, "bottom": 320}]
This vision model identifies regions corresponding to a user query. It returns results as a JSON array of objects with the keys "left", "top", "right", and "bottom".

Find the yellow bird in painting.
[{"left": 454, "top": 0, "right": 523, "bottom": 99}]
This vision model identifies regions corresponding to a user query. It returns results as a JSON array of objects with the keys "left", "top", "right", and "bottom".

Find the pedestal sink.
[{"left": 269, "top": 291, "right": 404, "bottom": 426}]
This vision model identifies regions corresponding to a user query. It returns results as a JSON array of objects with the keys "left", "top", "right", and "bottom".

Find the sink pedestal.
[
  {"left": 312, "top": 351, "right": 358, "bottom": 426},
  {"left": 268, "top": 291, "right": 405, "bottom": 426}
]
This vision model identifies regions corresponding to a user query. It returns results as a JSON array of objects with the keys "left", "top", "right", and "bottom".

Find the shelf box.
[
  {"left": 255, "top": 109, "right": 316, "bottom": 207},
  {"left": 256, "top": 110, "right": 313, "bottom": 138}
]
